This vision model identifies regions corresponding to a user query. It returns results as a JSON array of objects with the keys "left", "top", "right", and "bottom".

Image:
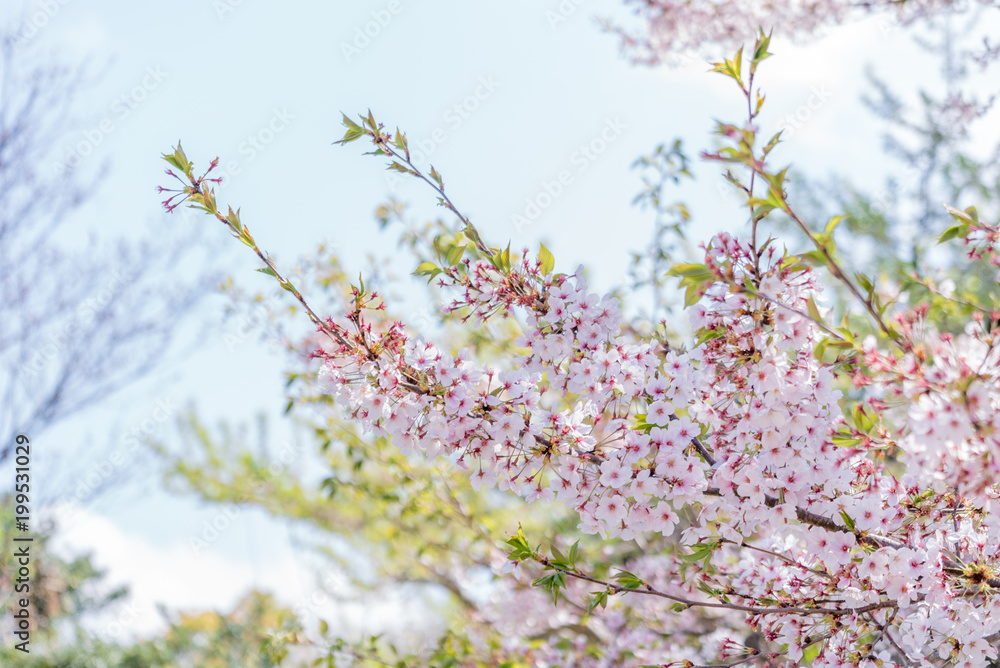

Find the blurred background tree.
[{"left": 0, "top": 31, "right": 215, "bottom": 473}]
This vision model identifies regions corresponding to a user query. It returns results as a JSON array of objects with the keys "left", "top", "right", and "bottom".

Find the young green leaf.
[{"left": 539, "top": 243, "right": 555, "bottom": 275}]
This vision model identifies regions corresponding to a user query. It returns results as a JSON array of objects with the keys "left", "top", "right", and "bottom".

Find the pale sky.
[{"left": 3, "top": 0, "right": 992, "bottom": 646}]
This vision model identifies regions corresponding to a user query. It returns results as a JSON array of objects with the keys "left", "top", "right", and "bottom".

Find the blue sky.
[{"left": 3, "top": 0, "right": 987, "bottom": 644}]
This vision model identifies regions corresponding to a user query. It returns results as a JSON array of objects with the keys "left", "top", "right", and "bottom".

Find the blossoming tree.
[
  {"left": 609, "top": 0, "right": 997, "bottom": 66},
  {"left": 158, "top": 30, "right": 1000, "bottom": 668}
]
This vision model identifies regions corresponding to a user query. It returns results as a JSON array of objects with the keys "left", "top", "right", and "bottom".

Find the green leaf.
[
  {"left": 709, "top": 47, "right": 744, "bottom": 86},
  {"left": 393, "top": 128, "right": 408, "bottom": 151},
  {"left": 500, "top": 243, "right": 511, "bottom": 272},
  {"left": 683, "top": 283, "right": 703, "bottom": 308},
  {"left": 943, "top": 204, "right": 976, "bottom": 225},
  {"left": 531, "top": 573, "right": 565, "bottom": 604},
  {"left": 852, "top": 404, "right": 875, "bottom": 433},
  {"left": 762, "top": 130, "right": 783, "bottom": 155},
  {"left": 751, "top": 29, "right": 773, "bottom": 71},
  {"left": 334, "top": 114, "right": 366, "bottom": 145},
  {"left": 806, "top": 296, "right": 823, "bottom": 324},
  {"left": 824, "top": 215, "right": 844, "bottom": 236},
  {"left": 668, "top": 263, "right": 712, "bottom": 278},
  {"left": 504, "top": 524, "right": 534, "bottom": 561},
  {"left": 831, "top": 434, "right": 862, "bottom": 448},
  {"left": 538, "top": 243, "right": 555, "bottom": 276},
  {"left": 162, "top": 154, "right": 182, "bottom": 172},
  {"left": 764, "top": 168, "right": 788, "bottom": 194},
  {"left": 612, "top": 570, "right": 643, "bottom": 589},
  {"left": 445, "top": 245, "right": 465, "bottom": 266},
  {"left": 549, "top": 545, "right": 568, "bottom": 568},
  {"left": 799, "top": 250, "right": 828, "bottom": 268},
  {"left": 853, "top": 271, "right": 873, "bottom": 295},
  {"left": 226, "top": 206, "right": 243, "bottom": 233},
  {"left": 695, "top": 328, "right": 725, "bottom": 346},
  {"left": 938, "top": 223, "right": 968, "bottom": 244},
  {"left": 342, "top": 113, "right": 363, "bottom": 133},
  {"left": 429, "top": 165, "right": 443, "bottom": 188},
  {"left": 414, "top": 261, "right": 439, "bottom": 275},
  {"left": 567, "top": 541, "right": 580, "bottom": 568},
  {"left": 162, "top": 141, "right": 194, "bottom": 177},
  {"left": 587, "top": 588, "right": 609, "bottom": 613},
  {"left": 669, "top": 263, "right": 715, "bottom": 307},
  {"left": 256, "top": 267, "right": 278, "bottom": 278},
  {"left": 413, "top": 261, "right": 443, "bottom": 283},
  {"left": 173, "top": 143, "right": 191, "bottom": 170},
  {"left": 679, "top": 540, "right": 719, "bottom": 564},
  {"left": 463, "top": 225, "right": 482, "bottom": 246}
]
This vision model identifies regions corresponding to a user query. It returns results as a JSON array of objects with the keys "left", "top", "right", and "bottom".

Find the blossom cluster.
[
  {"left": 313, "top": 224, "right": 1000, "bottom": 666},
  {"left": 862, "top": 318, "right": 1000, "bottom": 499}
]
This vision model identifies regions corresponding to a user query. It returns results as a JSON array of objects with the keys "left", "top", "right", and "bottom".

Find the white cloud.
[
  {"left": 47, "top": 503, "right": 302, "bottom": 641},
  {"left": 45, "top": 503, "right": 448, "bottom": 649}
]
